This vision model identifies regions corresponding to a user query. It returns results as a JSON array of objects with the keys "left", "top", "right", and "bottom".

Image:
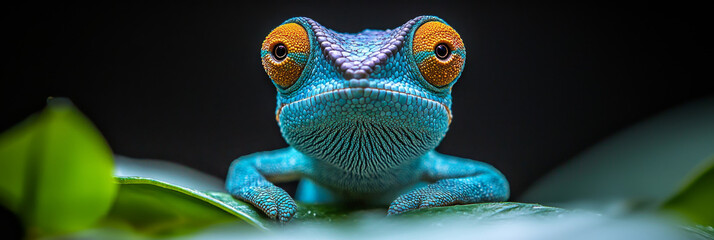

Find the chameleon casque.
[{"left": 226, "top": 15, "right": 509, "bottom": 222}]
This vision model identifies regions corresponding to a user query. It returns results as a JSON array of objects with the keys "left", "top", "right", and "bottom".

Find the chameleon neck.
[{"left": 307, "top": 152, "right": 424, "bottom": 194}]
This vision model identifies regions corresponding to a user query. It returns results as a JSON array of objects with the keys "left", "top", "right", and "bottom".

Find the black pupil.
[
  {"left": 435, "top": 44, "right": 450, "bottom": 59},
  {"left": 273, "top": 44, "right": 287, "bottom": 60}
]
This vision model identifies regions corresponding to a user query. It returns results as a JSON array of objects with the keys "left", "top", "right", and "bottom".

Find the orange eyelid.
[
  {"left": 261, "top": 23, "right": 310, "bottom": 88},
  {"left": 413, "top": 21, "right": 465, "bottom": 87}
]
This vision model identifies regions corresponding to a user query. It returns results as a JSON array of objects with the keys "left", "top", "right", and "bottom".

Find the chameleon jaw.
[{"left": 276, "top": 85, "right": 452, "bottom": 175}]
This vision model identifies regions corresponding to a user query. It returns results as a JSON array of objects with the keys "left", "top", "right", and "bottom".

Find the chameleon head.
[{"left": 260, "top": 16, "right": 466, "bottom": 172}]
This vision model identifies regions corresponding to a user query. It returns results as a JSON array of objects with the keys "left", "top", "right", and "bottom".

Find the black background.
[{"left": 2, "top": 1, "right": 711, "bottom": 200}]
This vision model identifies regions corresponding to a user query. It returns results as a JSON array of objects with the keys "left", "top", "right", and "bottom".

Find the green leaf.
[
  {"left": 113, "top": 155, "right": 226, "bottom": 192},
  {"left": 662, "top": 156, "right": 714, "bottom": 226},
  {"left": 108, "top": 157, "right": 363, "bottom": 233},
  {"left": 108, "top": 155, "right": 270, "bottom": 234},
  {"left": 522, "top": 97, "right": 714, "bottom": 211},
  {"left": 107, "top": 157, "right": 571, "bottom": 236},
  {"left": 682, "top": 225, "right": 714, "bottom": 240},
  {"left": 0, "top": 98, "right": 117, "bottom": 236},
  {"left": 107, "top": 176, "right": 269, "bottom": 236},
  {"left": 397, "top": 202, "right": 570, "bottom": 220},
  {"left": 108, "top": 176, "right": 571, "bottom": 237},
  {"left": 293, "top": 202, "right": 370, "bottom": 222}
]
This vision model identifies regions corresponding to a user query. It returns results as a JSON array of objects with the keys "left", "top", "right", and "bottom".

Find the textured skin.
[{"left": 226, "top": 16, "right": 509, "bottom": 222}]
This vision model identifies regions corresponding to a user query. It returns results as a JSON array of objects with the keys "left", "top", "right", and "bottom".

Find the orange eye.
[
  {"left": 261, "top": 23, "right": 310, "bottom": 88},
  {"left": 412, "top": 21, "right": 465, "bottom": 87}
]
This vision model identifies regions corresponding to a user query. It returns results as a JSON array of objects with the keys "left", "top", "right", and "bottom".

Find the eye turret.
[
  {"left": 412, "top": 21, "right": 465, "bottom": 87},
  {"left": 261, "top": 23, "right": 310, "bottom": 88}
]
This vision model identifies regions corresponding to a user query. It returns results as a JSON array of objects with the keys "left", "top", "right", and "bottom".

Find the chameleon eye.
[
  {"left": 412, "top": 21, "right": 465, "bottom": 87},
  {"left": 272, "top": 44, "right": 288, "bottom": 61},
  {"left": 261, "top": 23, "right": 310, "bottom": 88},
  {"left": 434, "top": 43, "right": 450, "bottom": 60}
]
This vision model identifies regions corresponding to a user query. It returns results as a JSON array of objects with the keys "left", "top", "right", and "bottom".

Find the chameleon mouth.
[{"left": 276, "top": 87, "right": 452, "bottom": 124}]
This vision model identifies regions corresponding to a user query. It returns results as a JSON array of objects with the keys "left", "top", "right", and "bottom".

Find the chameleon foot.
[
  {"left": 238, "top": 185, "right": 297, "bottom": 223},
  {"left": 387, "top": 184, "right": 460, "bottom": 215}
]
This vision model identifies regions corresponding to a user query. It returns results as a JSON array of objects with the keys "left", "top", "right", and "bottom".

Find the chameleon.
[{"left": 226, "top": 15, "right": 509, "bottom": 222}]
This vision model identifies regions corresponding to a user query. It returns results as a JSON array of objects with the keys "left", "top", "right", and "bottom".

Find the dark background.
[{"left": 2, "top": 1, "right": 711, "bottom": 200}]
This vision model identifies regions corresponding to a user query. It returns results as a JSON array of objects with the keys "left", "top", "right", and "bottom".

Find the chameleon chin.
[{"left": 226, "top": 16, "right": 509, "bottom": 222}]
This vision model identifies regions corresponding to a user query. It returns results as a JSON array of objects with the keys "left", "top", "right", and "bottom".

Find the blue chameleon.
[{"left": 226, "top": 15, "right": 509, "bottom": 222}]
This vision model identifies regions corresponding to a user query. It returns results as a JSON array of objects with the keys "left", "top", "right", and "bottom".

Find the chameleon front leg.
[
  {"left": 225, "top": 147, "right": 308, "bottom": 222},
  {"left": 388, "top": 151, "right": 509, "bottom": 215}
]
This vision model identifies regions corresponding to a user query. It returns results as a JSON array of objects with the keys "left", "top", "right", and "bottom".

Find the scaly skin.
[{"left": 226, "top": 16, "right": 509, "bottom": 222}]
